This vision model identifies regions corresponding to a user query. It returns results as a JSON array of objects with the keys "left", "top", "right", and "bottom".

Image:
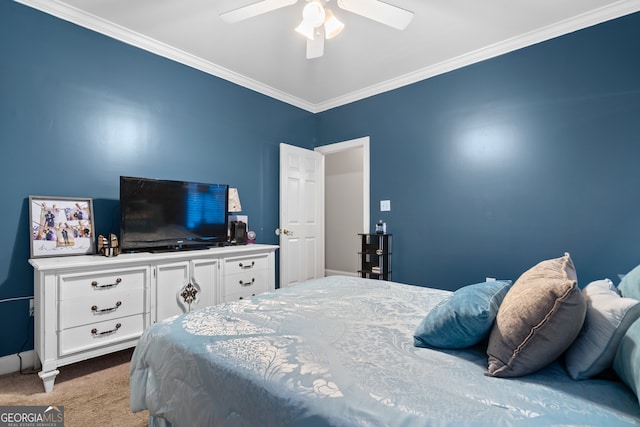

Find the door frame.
[{"left": 315, "top": 136, "right": 370, "bottom": 276}]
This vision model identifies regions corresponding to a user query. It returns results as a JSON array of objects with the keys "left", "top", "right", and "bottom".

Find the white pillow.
[{"left": 565, "top": 279, "right": 640, "bottom": 380}]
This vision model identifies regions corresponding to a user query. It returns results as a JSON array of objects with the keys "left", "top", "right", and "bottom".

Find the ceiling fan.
[{"left": 220, "top": 0, "right": 414, "bottom": 59}]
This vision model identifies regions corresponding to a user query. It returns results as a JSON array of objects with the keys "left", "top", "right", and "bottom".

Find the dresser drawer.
[
  {"left": 59, "top": 287, "right": 145, "bottom": 329},
  {"left": 224, "top": 285, "right": 268, "bottom": 302},
  {"left": 58, "top": 267, "right": 147, "bottom": 300},
  {"left": 59, "top": 313, "right": 145, "bottom": 356},
  {"left": 223, "top": 254, "right": 268, "bottom": 275},
  {"left": 223, "top": 270, "right": 268, "bottom": 301}
]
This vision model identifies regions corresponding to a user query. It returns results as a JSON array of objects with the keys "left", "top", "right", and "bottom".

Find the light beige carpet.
[{"left": 0, "top": 348, "right": 148, "bottom": 426}]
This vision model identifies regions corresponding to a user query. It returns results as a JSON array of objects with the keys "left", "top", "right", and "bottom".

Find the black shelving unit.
[{"left": 358, "top": 233, "right": 392, "bottom": 281}]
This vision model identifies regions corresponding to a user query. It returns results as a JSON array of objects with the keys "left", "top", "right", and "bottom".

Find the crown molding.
[
  {"left": 15, "top": 0, "right": 640, "bottom": 114},
  {"left": 14, "top": 0, "right": 318, "bottom": 112},
  {"left": 313, "top": 0, "right": 640, "bottom": 112}
]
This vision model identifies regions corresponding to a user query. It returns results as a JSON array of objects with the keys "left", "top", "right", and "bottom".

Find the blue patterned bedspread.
[{"left": 130, "top": 275, "right": 640, "bottom": 426}]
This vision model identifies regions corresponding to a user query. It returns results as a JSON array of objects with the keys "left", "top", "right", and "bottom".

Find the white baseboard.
[
  {"left": 0, "top": 350, "right": 35, "bottom": 376},
  {"left": 324, "top": 269, "right": 357, "bottom": 277}
]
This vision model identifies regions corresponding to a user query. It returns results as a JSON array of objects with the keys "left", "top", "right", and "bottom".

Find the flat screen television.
[{"left": 119, "top": 176, "right": 229, "bottom": 252}]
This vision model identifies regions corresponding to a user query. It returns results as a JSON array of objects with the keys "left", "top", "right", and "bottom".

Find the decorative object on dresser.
[
  {"left": 227, "top": 187, "right": 242, "bottom": 212},
  {"left": 29, "top": 196, "right": 95, "bottom": 258},
  {"left": 29, "top": 244, "right": 278, "bottom": 393},
  {"left": 358, "top": 233, "right": 392, "bottom": 280},
  {"left": 97, "top": 233, "right": 119, "bottom": 257},
  {"left": 229, "top": 220, "right": 247, "bottom": 245},
  {"left": 228, "top": 188, "right": 247, "bottom": 245}
]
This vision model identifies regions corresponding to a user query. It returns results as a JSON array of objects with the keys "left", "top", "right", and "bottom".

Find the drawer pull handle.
[
  {"left": 239, "top": 278, "right": 255, "bottom": 287},
  {"left": 91, "top": 323, "right": 121, "bottom": 336},
  {"left": 238, "top": 294, "right": 256, "bottom": 300},
  {"left": 91, "top": 278, "right": 122, "bottom": 289},
  {"left": 91, "top": 301, "right": 122, "bottom": 313},
  {"left": 239, "top": 261, "right": 255, "bottom": 269}
]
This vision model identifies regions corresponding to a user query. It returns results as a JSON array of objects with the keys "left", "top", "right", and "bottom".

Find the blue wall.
[
  {"left": 0, "top": 1, "right": 315, "bottom": 358},
  {"left": 317, "top": 12, "right": 640, "bottom": 290}
]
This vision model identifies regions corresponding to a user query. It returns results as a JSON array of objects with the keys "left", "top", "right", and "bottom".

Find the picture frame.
[{"left": 29, "top": 196, "right": 96, "bottom": 258}]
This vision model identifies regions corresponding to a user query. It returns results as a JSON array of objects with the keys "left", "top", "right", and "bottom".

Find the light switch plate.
[{"left": 380, "top": 200, "right": 391, "bottom": 211}]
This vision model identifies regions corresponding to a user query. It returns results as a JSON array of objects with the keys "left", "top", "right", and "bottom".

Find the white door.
[{"left": 279, "top": 143, "right": 325, "bottom": 288}]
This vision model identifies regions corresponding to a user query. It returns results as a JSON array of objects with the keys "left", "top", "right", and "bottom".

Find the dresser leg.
[{"left": 38, "top": 369, "right": 60, "bottom": 393}]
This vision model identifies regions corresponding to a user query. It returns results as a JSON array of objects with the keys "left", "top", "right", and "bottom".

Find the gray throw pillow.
[{"left": 486, "top": 253, "right": 586, "bottom": 378}]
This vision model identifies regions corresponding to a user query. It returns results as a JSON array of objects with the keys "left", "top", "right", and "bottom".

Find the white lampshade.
[
  {"left": 323, "top": 9, "right": 344, "bottom": 39},
  {"left": 295, "top": 20, "right": 316, "bottom": 40},
  {"left": 228, "top": 188, "right": 242, "bottom": 212},
  {"left": 302, "top": 1, "right": 326, "bottom": 27}
]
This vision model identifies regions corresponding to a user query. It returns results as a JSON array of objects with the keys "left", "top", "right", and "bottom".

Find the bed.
[{"left": 130, "top": 273, "right": 640, "bottom": 426}]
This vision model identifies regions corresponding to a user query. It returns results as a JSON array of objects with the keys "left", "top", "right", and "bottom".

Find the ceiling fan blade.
[
  {"left": 220, "top": 0, "right": 298, "bottom": 24},
  {"left": 306, "top": 27, "right": 325, "bottom": 59},
  {"left": 336, "top": 0, "right": 414, "bottom": 30}
]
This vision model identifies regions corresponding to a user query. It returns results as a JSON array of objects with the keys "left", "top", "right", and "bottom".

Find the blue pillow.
[
  {"left": 414, "top": 280, "right": 512, "bottom": 349},
  {"left": 619, "top": 263, "right": 640, "bottom": 301},
  {"left": 613, "top": 318, "right": 640, "bottom": 404}
]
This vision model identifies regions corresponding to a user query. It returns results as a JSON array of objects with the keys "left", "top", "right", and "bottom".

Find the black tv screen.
[{"left": 119, "top": 176, "right": 229, "bottom": 252}]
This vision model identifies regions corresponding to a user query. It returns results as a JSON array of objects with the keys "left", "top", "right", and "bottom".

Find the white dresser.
[{"left": 29, "top": 244, "right": 277, "bottom": 392}]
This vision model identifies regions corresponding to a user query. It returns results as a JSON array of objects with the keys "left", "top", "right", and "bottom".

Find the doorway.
[{"left": 315, "top": 137, "right": 370, "bottom": 277}]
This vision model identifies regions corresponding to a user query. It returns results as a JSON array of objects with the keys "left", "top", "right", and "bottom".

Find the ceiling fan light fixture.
[
  {"left": 223, "top": 0, "right": 415, "bottom": 60},
  {"left": 302, "top": 1, "right": 326, "bottom": 28},
  {"left": 323, "top": 9, "right": 344, "bottom": 39},
  {"left": 295, "top": 20, "right": 316, "bottom": 40}
]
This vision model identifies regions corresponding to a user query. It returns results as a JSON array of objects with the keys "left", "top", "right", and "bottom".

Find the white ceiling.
[{"left": 17, "top": 0, "right": 640, "bottom": 112}]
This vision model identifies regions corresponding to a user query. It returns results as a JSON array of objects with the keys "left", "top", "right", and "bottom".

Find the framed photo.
[{"left": 29, "top": 196, "right": 96, "bottom": 258}]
